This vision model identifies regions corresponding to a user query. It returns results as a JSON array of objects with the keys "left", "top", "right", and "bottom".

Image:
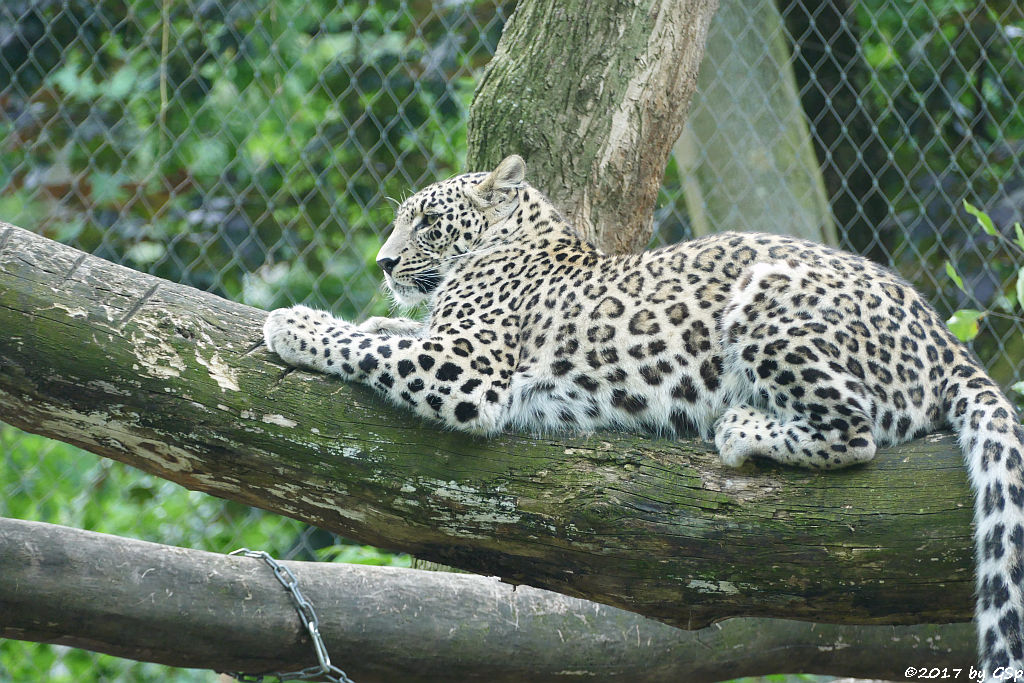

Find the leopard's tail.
[{"left": 946, "top": 363, "right": 1024, "bottom": 676}]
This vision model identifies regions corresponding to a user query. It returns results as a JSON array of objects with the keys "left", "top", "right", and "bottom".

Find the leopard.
[{"left": 264, "top": 154, "right": 1024, "bottom": 676}]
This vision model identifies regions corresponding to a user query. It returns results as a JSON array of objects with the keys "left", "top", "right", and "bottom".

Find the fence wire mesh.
[{"left": 1, "top": 1, "right": 1023, "bottom": 680}]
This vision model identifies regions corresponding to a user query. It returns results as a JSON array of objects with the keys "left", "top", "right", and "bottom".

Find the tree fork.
[{"left": 0, "top": 222, "right": 977, "bottom": 631}]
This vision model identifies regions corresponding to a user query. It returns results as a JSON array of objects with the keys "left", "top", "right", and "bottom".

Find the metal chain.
[{"left": 226, "top": 548, "right": 356, "bottom": 683}]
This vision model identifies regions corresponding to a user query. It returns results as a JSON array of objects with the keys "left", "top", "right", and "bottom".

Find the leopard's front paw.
[
  {"left": 263, "top": 308, "right": 291, "bottom": 356},
  {"left": 263, "top": 305, "right": 340, "bottom": 369},
  {"left": 357, "top": 316, "right": 424, "bottom": 336}
]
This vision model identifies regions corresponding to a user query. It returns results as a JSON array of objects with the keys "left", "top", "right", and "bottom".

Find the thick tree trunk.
[
  {"left": 673, "top": 0, "right": 836, "bottom": 244},
  {"left": 0, "top": 222, "right": 978, "bottom": 636},
  {"left": 781, "top": 0, "right": 893, "bottom": 255},
  {"left": 0, "top": 517, "right": 973, "bottom": 682},
  {"left": 466, "top": 0, "right": 719, "bottom": 254}
]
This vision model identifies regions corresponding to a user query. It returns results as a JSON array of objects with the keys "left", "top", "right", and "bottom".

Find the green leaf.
[
  {"left": 864, "top": 42, "right": 894, "bottom": 69},
  {"left": 946, "top": 309, "right": 985, "bottom": 342},
  {"left": 186, "top": 138, "right": 229, "bottom": 177},
  {"left": 106, "top": 65, "right": 137, "bottom": 100},
  {"left": 1017, "top": 269, "right": 1024, "bottom": 311},
  {"left": 945, "top": 260, "right": 966, "bottom": 293},
  {"left": 50, "top": 59, "right": 97, "bottom": 100},
  {"left": 126, "top": 241, "right": 165, "bottom": 266},
  {"left": 963, "top": 199, "right": 997, "bottom": 236},
  {"left": 1015, "top": 222, "right": 1024, "bottom": 251},
  {"left": 316, "top": 543, "right": 411, "bottom": 567},
  {"left": 89, "top": 170, "right": 127, "bottom": 206},
  {"left": 1012, "top": 381, "right": 1024, "bottom": 397}
]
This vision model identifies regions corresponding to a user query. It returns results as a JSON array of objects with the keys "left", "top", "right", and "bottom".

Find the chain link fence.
[{"left": 1, "top": 0, "right": 1023, "bottom": 680}]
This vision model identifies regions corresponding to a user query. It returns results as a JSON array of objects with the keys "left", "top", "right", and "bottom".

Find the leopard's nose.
[{"left": 377, "top": 256, "right": 399, "bottom": 275}]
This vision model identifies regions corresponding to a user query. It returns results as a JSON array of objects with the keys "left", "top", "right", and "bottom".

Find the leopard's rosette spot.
[{"left": 261, "top": 155, "right": 1024, "bottom": 673}]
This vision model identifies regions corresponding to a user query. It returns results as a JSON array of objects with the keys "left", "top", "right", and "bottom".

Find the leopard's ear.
[
  {"left": 468, "top": 155, "right": 525, "bottom": 208},
  {"left": 486, "top": 154, "right": 526, "bottom": 190}
]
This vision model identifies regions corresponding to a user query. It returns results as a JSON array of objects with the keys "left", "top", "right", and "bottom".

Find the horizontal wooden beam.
[{"left": 0, "top": 517, "right": 972, "bottom": 681}]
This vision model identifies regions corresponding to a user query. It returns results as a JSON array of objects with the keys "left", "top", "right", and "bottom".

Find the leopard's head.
[{"left": 376, "top": 154, "right": 526, "bottom": 305}]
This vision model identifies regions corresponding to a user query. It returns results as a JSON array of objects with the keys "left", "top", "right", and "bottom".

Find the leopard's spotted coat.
[{"left": 265, "top": 155, "right": 1024, "bottom": 674}]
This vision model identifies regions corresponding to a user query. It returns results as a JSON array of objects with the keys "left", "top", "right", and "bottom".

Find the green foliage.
[
  {"left": 1, "top": 646, "right": 213, "bottom": 683},
  {"left": 945, "top": 260, "right": 967, "bottom": 293},
  {"left": 1, "top": 425, "right": 295, "bottom": 549},
  {"left": 0, "top": 4, "right": 494, "bottom": 678},
  {"left": 964, "top": 199, "right": 998, "bottom": 237},
  {"left": 318, "top": 543, "right": 413, "bottom": 566},
  {"left": 0, "top": 0, "right": 498, "bottom": 316},
  {"left": 855, "top": 3, "right": 1024, "bottom": 189},
  {"left": 848, "top": 3, "right": 1024, "bottom": 387},
  {"left": 0, "top": 423, "right": 410, "bottom": 681},
  {"left": 2, "top": 0, "right": 1021, "bottom": 680},
  {"left": 957, "top": 200, "right": 1024, "bottom": 316},
  {"left": 946, "top": 201, "right": 1024, "bottom": 403}
]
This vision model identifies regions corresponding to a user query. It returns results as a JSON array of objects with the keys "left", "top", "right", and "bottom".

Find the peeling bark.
[{"left": 0, "top": 222, "right": 978, "bottom": 634}]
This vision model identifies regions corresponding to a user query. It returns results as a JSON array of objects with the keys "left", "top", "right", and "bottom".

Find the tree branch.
[
  {"left": 0, "top": 516, "right": 973, "bottom": 681},
  {"left": 0, "top": 221, "right": 976, "bottom": 631}
]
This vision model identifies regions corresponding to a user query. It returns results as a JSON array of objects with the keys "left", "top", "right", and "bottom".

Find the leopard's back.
[
  {"left": 500, "top": 231, "right": 949, "bottom": 449},
  {"left": 264, "top": 156, "right": 1024, "bottom": 671}
]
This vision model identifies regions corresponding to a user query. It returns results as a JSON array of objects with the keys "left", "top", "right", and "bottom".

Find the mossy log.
[{"left": 0, "top": 222, "right": 977, "bottom": 634}]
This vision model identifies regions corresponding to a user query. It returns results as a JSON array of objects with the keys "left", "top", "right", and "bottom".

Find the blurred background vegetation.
[{"left": 1, "top": 0, "right": 1023, "bottom": 680}]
